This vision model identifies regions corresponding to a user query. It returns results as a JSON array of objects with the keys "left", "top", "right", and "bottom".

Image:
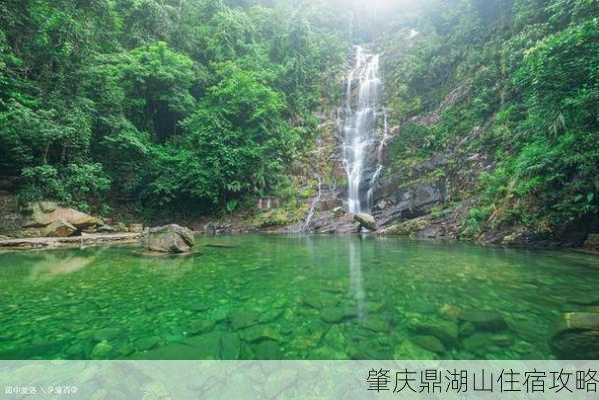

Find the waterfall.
[{"left": 342, "top": 46, "right": 386, "bottom": 214}]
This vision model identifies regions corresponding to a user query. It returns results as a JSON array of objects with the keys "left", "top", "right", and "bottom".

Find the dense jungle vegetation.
[
  {"left": 0, "top": 0, "right": 354, "bottom": 216},
  {"left": 380, "top": 0, "right": 598, "bottom": 236},
  {"left": 1, "top": 0, "right": 597, "bottom": 236}
]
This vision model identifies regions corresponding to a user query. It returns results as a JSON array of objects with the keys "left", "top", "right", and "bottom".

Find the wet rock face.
[
  {"left": 370, "top": 178, "right": 445, "bottom": 227},
  {"left": 303, "top": 211, "right": 356, "bottom": 234},
  {"left": 551, "top": 312, "right": 599, "bottom": 359},
  {"left": 145, "top": 224, "right": 195, "bottom": 253}
]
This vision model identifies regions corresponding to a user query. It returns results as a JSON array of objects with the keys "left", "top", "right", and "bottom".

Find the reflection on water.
[
  {"left": 0, "top": 235, "right": 597, "bottom": 361},
  {"left": 348, "top": 238, "right": 365, "bottom": 320},
  {"left": 29, "top": 256, "right": 97, "bottom": 279}
]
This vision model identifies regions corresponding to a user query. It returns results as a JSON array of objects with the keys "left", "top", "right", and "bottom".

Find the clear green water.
[{"left": 0, "top": 235, "right": 597, "bottom": 360}]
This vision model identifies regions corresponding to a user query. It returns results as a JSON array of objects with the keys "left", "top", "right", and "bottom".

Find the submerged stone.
[
  {"left": 135, "top": 336, "right": 161, "bottom": 351},
  {"left": 302, "top": 296, "right": 324, "bottom": 310},
  {"left": 460, "top": 311, "right": 508, "bottom": 332},
  {"left": 220, "top": 333, "right": 241, "bottom": 360},
  {"left": 361, "top": 317, "right": 390, "bottom": 333},
  {"left": 188, "top": 319, "right": 216, "bottom": 336},
  {"left": 439, "top": 304, "right": 462, "bottom": 320},
  {"left": 241, "top": 325, "right": 282, "bottom": 343},
  {"left": 407, "top": 317, "right": 458, "bottom": 347},
  {"left": 91, "top": 340, "right": 113, "bottom": 359},
  {"left": 301, "top": 292, "right": 339, "bottom": 310},
  {"left": 461, "top": 333, "right": 514, "bottom": 355},
  {"left": 230, "top": 310, "right": 261, "bottom": 330},
  {"left": 184, "top": 332, "right": 222, "bottom": 359},
  {"left": 320, "top": 307, "right": 356, "bottom": 324},
  {"left": 254, "top": 340, "right": 283, "bottom": 360},
  {"left": 412, "top": 335, "right": 446, "bottom": 354},
  {"left": 259, "top": 308, "right": 285, "bottom": 324},
  {"left": 551, "top": 312, "right": 599, "bottom": 359},
  {"left": 65, "top": 343, "right": 86, "bottom": 358},
  {"left": 118, "top": 343, "right": 135, "bottom": 357}
]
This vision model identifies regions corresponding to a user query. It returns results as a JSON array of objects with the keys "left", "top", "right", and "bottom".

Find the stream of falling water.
[{"left": 342, "top": 46, "right": 387, "bottom": 214}]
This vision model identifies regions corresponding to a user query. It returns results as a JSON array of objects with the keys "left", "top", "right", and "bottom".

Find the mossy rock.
[{"left": 381, "top": 216, "right": 431, "bottom": 236}]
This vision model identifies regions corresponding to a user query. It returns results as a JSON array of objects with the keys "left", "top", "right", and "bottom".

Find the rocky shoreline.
[
  {"left": 0, "top": 232, "right": 143, "bottom": 250},
  {"left": 1, "top": 196, "right": 598, "bottom": 254}
]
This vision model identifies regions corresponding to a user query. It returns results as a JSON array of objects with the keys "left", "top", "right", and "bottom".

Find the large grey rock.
[
  {"left": 551, "top": 312, "right": 599, "bottom": 359},
  {"left": 23, "top": 202, "right": 99, "bottom": 229},
  {"left": 354, "top": 213, "right": 376, "bottom": 231},
  {"left": 370, "top": 165, "right": 446, "bottom": 226},
  {"left": 42, "top": 220, "right": 77, "bottom": 237},
  {"left": 145, "top": 224, "right": 195, "bottom": 253}
]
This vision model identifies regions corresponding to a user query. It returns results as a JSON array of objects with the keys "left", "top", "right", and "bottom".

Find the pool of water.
[{"left": 0, "top": 235, "right": 597, "bottom": 360}]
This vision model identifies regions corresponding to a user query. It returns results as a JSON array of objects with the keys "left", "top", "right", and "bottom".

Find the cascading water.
[{"left": 342, "top": 46, "right": 387, "bottom": 214}]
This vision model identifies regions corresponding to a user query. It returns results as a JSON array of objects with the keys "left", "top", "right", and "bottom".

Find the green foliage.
[
  {"left": 3, "top": 0, "right": 596, "bottom": 235},
  {"left": 0, "top": 0, "right": 349, "bottom": 216},
  {"left": 178, "top": 61, "right": 295, "bottom": 205},
  {"left": 463, "top": 206, "right": 493, "bottom": 237},
  {"left": 20, "top": 163, "right": 111, "bottom": 213},
  {"left": 383, "top": 0, "right": 599, "bottom": 235},
  {"left": 486, "top": 16, "right": 599, "bottom": 229}
]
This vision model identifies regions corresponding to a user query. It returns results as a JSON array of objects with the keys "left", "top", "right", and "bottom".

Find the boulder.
[
  {"left": 354, "top": 213, "right": 376, "bottom": 231},
  {"left": 23, "top": 202, "right": 99, "bottom": 229},
  {"left": 42, "top": 220, "right": 77, "bottom": 238},
  {"left": 551, "top": 312, "right": 599, "bottom": 359},
  {"left": 145, "top": 224, "right": 195, "bottom": 253}
]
